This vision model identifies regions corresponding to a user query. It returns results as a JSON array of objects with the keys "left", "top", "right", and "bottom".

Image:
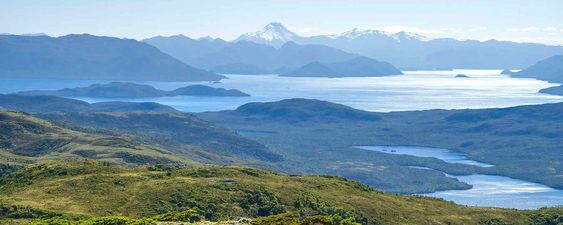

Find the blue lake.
[
  {"left": 356, "top": 145, "right": 563, "bottom": 209},
  {"left": 425, "top": 174, "right": 563, "bottom": 209},
  {"left": 1, "top": 70, "right": 562, "bottom": 209},
  {"left": 1, "top": 69, "right": 562, "bottom": 112},
  {"left": 355, "top": 145, "right": 494, "bottom": 167}
]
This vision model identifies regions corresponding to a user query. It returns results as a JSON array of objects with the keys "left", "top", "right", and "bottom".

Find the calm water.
[
  {"left": 356, "top": 145, "right": 563, "bottom": 209},
  {"left": 355, "top": 145, "right": 494, "bottom": 167},
  {"left": 425, "top": 175, "right": 563, "bottom": 209},
  {"left": 0, "top": 69, "right": 562, "bottom": 112},
  {"left": 1, "top": 70, "right": 562, "bottom": 208}
]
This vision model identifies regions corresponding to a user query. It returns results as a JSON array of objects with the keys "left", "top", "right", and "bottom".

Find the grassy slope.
[
  {"left": 0, "top": 94, "right": 283, "bottom": 167},
  {"left": 37, "top": 111, "right": 282, "bottom": 164},
  {"left": 199, "top": 99, "right": 563, "bottom": 193},
  {"left": 0, "top": 110, "right": 198, "bottom": 167},
  {"left": 1, "top": 161, "right": 555, "bottom": 225}
]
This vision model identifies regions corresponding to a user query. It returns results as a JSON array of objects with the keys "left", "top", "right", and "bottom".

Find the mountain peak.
[
  {"left": 264, "top": 22, "right": 287, "bottom": 30},
  {"left": 336, "top": 28, "right": 389, "bottom": 39},
  {"left": 394, "top": 31, "right": 429, "bottom": 42},
  {"left": 236, "top": 22, "right": 298, "bottom": 47},
  {"left": 333, "top": 28, "right": 429, "bottom": 42}
]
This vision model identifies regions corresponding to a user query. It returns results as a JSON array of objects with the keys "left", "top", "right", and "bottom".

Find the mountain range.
[
  {"left": 0, "top": 34, "right": 223, "bottom": 81},
  {"left": 145, "top": 36, "right": 401, "bottom": 76},
  {"left": 146, "top": 22, "right": 563, "bottom": 70}
]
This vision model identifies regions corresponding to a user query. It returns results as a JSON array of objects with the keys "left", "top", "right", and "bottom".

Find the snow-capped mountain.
[
  {"left": 145, "top": 22, "right": 563, "bottom": 70},
  {"left": 332, "top": 28, "right": 390, "bottom": 39},
  {"left": 327, "top": 28, "right": 430, "bottom": 43},
  {"left": 236, "top": 23, "right": 429, "bottom": 47},
  {"left": 236, "top": 22, "right": 299, "bottom": 47}
]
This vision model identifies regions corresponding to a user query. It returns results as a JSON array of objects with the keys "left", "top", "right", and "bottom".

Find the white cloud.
[
  {"left": 376, "top": 25, "right": 445, "bottom": 35},
  {"left": 288, "top": 26, "right": 332, "bottom": 36},
  {"left": 506, "top": 26, "right": 559, "bottom": 32},
  {"left": 287, "top": 25, "right": 562, "bottom": 45}
]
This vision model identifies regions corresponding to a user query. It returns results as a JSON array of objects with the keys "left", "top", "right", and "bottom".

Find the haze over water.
[
  {"left": 1, "top": 70, "right": 562, "bottom": 209},
  {"left": 18, "top": 69, "right": 562, "bottom": 112}
]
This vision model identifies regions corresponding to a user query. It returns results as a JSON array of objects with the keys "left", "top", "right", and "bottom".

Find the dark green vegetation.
[
  {"left": 282, "top": 57, "right": 402, "bottom": 77},
  {"left": 234, "top": 99, "right": 381, "bottom": 122},
  {"left": 0, "top": 98, "right": 561, "bottom": 224},
  {"left": 0, "top": 34, "right": 223, "bottom": 81},
  {"left": 1, "top": 161, "right": 561, "bottom": 225},
  {"left": 18, "top": 82, "right": 249, "bottom": 98},
  {"left": 0, "top": 110, "right": 197, "bottom": 166},
  {"left": 200, "top": 99, "right": 563, "bottom": 193},
  {"left": 38, "top": 111, "right": 282, "bottom": 164},
  {"left": 5, "top": 94, "right": 561, "bottom": 193},
  {"left": 0, "top": 94, "right": 281, "bottom": 166},
  {"left": 512, "top": 55, "right": 563, "bottom": 83}
]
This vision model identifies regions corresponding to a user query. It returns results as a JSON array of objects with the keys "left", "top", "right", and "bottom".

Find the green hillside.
[
  {"left": 1, "top": 161, "right": 560, "bottom": 225},
  {"left": 0, "top": 110, "right": 198, "bottom": 167},
  {"left": 0, "top": 94, "right": 282, "bottom": 166},
  {"left": 200, "top": 99, "right": 563, "bottom": 193}
]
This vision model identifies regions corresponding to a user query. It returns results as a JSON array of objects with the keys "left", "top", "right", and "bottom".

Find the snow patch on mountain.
[
  {"left": 236, "top": 22, "right": 298, "bottom": 45},
  {"left": 330, "top": 28, "right": 430, "bottom": 42}
]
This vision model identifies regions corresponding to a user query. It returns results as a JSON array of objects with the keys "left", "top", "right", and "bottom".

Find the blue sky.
[{"left": 1, "top": 0, "right": 563, "bottom": 44}]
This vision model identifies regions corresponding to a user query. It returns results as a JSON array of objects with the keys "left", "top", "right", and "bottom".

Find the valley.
[{"left": 1, "top": 3, "right": 563, "bottom": 223}]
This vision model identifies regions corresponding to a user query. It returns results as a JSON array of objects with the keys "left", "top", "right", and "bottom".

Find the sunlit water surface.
[
  {"left": 356, "top": 146, "right": 563, "bottom": 209},
  {"left": 355, "top": 145, "right": 494, "bottom": 167},
  {"left": 1, "top": 70, "right": 562, "bottom": 208},
  {"left": 1, "top": 70, "right": 561, "bottom": 112}
]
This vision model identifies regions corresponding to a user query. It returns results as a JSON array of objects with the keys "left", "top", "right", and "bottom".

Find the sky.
[{"left": 1, "top": 0, "right": 563, "bottom": 45}]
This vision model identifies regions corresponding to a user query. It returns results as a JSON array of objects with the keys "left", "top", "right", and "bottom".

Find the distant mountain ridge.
[
  {"left": 283, "top": 56, "right": 402, "bottom": 77},
  {"left": 147, "top": 22, "right": 563, "bottom": 70},
  {"left": 247, "top": 23, "right": 563, "bottom": 69},
  {"left": 0, "top": 34, "right": 223, "bottom": 81},
  {"left": 17, "top": 82, "right": 249, "bottom": 98},
  {"left": 512, "top": 55, "right": 563, "bottom": 83},
  {"left": 145, "top": 36, "right": 401, "bottom": 76}
]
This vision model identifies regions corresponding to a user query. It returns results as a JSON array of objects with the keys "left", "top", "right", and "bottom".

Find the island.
[
  {"left": 282, "top": 56, "right": 403, "bottom": 78},
  {"left": 17, "top": 82, "right": 250, "bottom": 98},
  {"left": 455, "top": 74, "right": 470, "bottom": 78},
  {"left": 500, "top": 69, "right": 513, "bottom": 75},
  {"left": 539, "top": 84, "right": 563, "bottom": 96}
]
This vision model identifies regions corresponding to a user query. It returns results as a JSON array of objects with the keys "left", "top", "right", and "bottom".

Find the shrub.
[
  {"left": 528, "top": 213, "right": 562, "bottom": 225},
  {"left": 31, "top": 217, "right": 76, "bottom": 225},
  {"left": 79, "top": 216, "right": 156, "bottom": 225},
  {"left": 478, "top": 218, "right": 511, "bottom": 225},
  {"left": 151, "top": 208, "right": 203, "bottom": 222},
  {"left": 0, "top": 204, "right": 62, "bottom": 220},
  {"left": 240, "top": 188, "right": 286, "bottom": 216}
]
